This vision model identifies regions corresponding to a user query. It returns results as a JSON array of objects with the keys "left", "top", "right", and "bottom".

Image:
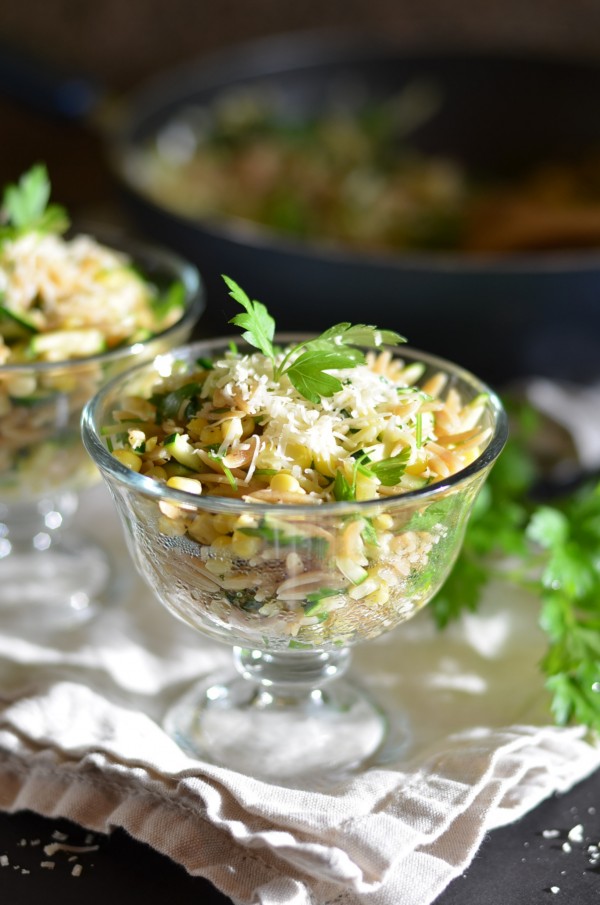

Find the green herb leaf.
[
  {"left": 223, "top": 275, "right": 275, "bottom": 358},
  {"left": 318, "top": 322, "right": 406, "bottom": 348},
  {"left": 238, "top": 518, "right": 305, "bottom": 546},
  {"left": 541, "top": 543, "right": 596, "bottom": 600},
  {"left": 332, "top": 470, "right": 355, "bottom": 502},
  {"left": 368, "top": 448, "right": 411, "bottom": 485},
  {"left": 305, "top": 588, "right": 341, "bottom": 605},
  {"left": 526, "top": 506, "right": 569, "bottom": 549},
  {"left": 431, "top": 395, "right": 600, "bottom": 735},
  {"left": 223, "top": 276, "right": 407, "bottom": 403},
  {"left": 207, "top": 450, "right": 238, "bottom": 491},
  {"left": 150, "top": 382, "right": 202, "bottom": 421},
  {"left": 285, "top": 347, "right": 360, "bottom": 403},
  {"left": 152, "top": 280, "right": 185, "bottom": 321},
  {"left": 304, "top": 587, "right": 341, "bottom": 615},
  {"left": 1, "top": 164, "right": 69, "bottom": 239}
]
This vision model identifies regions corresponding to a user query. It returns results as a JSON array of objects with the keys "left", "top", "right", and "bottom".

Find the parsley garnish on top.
[
  {"left": 0, "top": 164, "right": 69, "bottom": 241},
  {"left": 223, "top": 274, "right": 406, "bottom": 404}
]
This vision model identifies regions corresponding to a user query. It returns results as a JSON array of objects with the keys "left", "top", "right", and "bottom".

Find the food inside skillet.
[{"left": 127, "top": 84, "right": 600, "bottom": 255}]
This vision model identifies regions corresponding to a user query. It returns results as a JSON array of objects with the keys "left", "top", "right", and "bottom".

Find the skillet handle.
[{"left": 0, "top": 42, "right": 104, "bottom": 121}]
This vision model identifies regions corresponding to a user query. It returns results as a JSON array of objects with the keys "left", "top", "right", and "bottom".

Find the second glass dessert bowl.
[
  {"left": 82, "top": 336, "right": 507, "bottom": 780},
  {"left": 0, "top": 233, "right": 202, "bottom": 631}
]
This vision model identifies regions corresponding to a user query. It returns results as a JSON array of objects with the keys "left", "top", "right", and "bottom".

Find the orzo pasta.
[
  {"left": 0, "top": 165, "right": 193, "bottom": 500},
  {"left": 101, "top": 281, "right": 494, "bottom": 648}
]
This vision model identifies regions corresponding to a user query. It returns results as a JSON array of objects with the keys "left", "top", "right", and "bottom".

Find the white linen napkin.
[{"left": 0, "top": 481, "right": 598, "bottom": 905}]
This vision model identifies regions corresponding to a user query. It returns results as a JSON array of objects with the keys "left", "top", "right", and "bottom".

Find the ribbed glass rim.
[
  {"left": 0, "top": 232, "right": 203, "bottom": 375},
  {"left": 81, "top": 336, "right": 508, "bottom": 516}
]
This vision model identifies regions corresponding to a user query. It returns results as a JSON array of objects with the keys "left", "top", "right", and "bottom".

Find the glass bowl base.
[
  {"left": 0, "top": 532, "right": 114, "bottom": 632},
  {"left": 164, "top": 671, "right": 387, "bottom": 784}
]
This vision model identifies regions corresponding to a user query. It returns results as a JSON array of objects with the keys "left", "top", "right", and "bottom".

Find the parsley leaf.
[
  {"left": 0, "top": 164, "right": 69, "bottom": 240},
  {"left": 431, "top": 397, "right": 600, "bottom": 735},
  {"left": 318, "top": 322, "right": 406, "bottom": 348},
  {"left": 222, "top": 275, "right": 406, "bottom": 403},
  {"left": 368, "top": 449, "right": 411, "bottom": 485},
  {"left": 150, "top": 381, "right": 202, "bottom": 421},
  {"left": 224, "top": 275, "right": 275, "bottom": 359},
  {"left": 285, "top": 347, "right": 361, "bottom": 403},
  {"left": 152, "top": 280, "right": 185, "bottom": 321},
  {"left": 332, "top": 470, "right": 355, "bottom": 501}
]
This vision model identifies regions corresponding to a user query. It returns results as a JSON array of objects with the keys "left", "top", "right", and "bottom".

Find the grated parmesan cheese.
[{"left": 104, "top": 337, "right": 496, "bottom": 649}]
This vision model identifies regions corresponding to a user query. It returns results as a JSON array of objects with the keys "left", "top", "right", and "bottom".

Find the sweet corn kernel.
[
  {"left": 112, "top": 449, "right": 143, "bottom": 472},
  {"left": 231, "top": 530, "right": 261, "bottom": 558},
  {"left": 166, "top": 476, "right": 202, "bottom": 495},
  {"left": 200, "top": 423, "right": 223, "bottom": 445},
  {"left": 187, "top": 514, "right": 218, "bottom": 544},
  {"left": 285, "top": 441, "right": 313, "bottom": 470},
  {"left": 234, "top": 512, "right": 257, "bottom": 530},
  {"left": 213, "top": 513, "right": 237, "bottom": 535},
  {"left": 186, "top": 416, "right": 208, "bottom": 439},
  {"left": 366, "top": 584, "right": 390, "bottom": 605},
  {"left": 143, "top": 465, "right": 168, "bottom": 481},
  {"left": 7, "top": 375, "right": 38, "bottom": 398},
  {"left": 221, "top": 416, "right": 243, "bottom": 447},
  {"left": 312, "top": 450, "right": 336, "bottom": 477},
  {"left": 158, "top": 514, "right": 187, "bottom": 535},
  {"left": 406, "top": 458, "right": 427, "bottom": 476},
  {"left": 373, "top": 513, "right": 394, "bottom": 530},
  {"left": 158, "top": 500, "right": 185, "bottom": 520},
  {"left": 270, "top": 473, "right": 302, "bottom": 494},
  {"left": 205, "top": 557, "right": 230, "bottom": 575},
  {"left": 355, "top": 471, "right": 380, "bottom": 501},
  {"left": 211, "top": 535, "right": 232, "bottom": 549}
]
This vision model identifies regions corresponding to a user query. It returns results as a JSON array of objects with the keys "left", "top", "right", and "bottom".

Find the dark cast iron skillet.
[{"left": 4, "top": 30, "right": 600, "bottom": 384}]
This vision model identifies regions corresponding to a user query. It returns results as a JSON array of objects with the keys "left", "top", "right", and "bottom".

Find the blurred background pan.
[{"left": 4, "top": 30, "right": 600, "bottom": 384}]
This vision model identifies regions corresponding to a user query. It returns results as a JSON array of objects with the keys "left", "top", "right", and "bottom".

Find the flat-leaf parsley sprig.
[
  {"left": 225, "top": 277, "right": 600, "bottom": 734},
  {"left": 0, "top": 163, "right": 69, "bottom": 241},
  {"left": 432, "top": 399, "right": 600, "bottom": 735},
  {"left": 223, "top": 274, "right": 406, "bottom": 404}
]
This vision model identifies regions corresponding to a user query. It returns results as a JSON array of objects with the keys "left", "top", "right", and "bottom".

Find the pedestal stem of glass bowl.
[
  {"left": 164, "top": 646, "right": 388, "bottom": 783},
  {"left": 233, "top": 646, "right": 351, "bottom": 696}
]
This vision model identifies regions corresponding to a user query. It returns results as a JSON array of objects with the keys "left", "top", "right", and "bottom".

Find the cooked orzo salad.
[
  {"left": 0, "top": 165, "right": 185, "bottom": 364},
  {"left": 101, "top": 276, "right": 494, "bottom": 648},
  {"left": 0, "top": 164, "right": 194, "bottom": 501}
]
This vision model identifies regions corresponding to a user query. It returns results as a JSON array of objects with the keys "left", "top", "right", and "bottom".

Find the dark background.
[
  {"left": 3, "top": 0, "right": 600, "bottom": 218},
  {"left": 5, "top": 0, "right": 600, "bottom": 92}
]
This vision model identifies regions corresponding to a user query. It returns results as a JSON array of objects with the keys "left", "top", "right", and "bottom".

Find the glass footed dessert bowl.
[
  {"left": 82, "top": 329, "right": 507, "bottom": 781},
  {"left": 0, "top": 208, "right": 203, "bottom": 631}
]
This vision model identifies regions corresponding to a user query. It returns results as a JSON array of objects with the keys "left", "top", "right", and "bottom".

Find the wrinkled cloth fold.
[{"left": 0, "top": 483, "right": 598, "bottom": 905}]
